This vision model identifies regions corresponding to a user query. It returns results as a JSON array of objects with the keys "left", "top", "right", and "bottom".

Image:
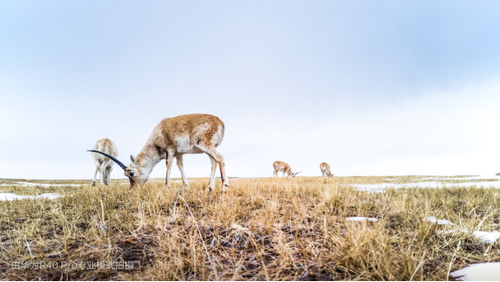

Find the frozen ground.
[
  {"left": 0, "top": 181, "right": 81, "bottom": 187},
  {"left": 344, "top": 216, "right": 500, "bottom": 245},
  {"left": 423, "top": 217, "right": 500, "bottom": 244},
  {"left": 354, "top": 181, "right": 500, "bottom": 191},
  {"left": 421, "top": 175, "right": 500, "bottom": 181},
  {"left": 0, "top": 193, "right": 61, "bottom": 201},
  {"left": 353, "top": 174, "right": 500, "bottom": 193}
]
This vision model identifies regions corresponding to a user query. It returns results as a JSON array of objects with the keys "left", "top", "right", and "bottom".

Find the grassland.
[{"left": 1, "top": 176, "right": 499, "bottom": 280}]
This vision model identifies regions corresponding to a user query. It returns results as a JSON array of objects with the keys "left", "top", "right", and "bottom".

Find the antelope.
[
  {"left": 273, "top": 161, "right": 300, "bottom": 178},
  {"left": 91, "top": 138, "right": 118, "bottom": 186},
  {"left": 88, "top": 114, "right": 229, "bottom": 191},
  {"left": 320, "top": 162, "right": 334, "bottom": 178}
]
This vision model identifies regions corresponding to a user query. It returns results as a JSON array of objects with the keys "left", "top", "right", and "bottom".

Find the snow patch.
[
  {"left": 434, "top": 228, "right": 500, "bottom": 244},
  {"left": 419, "top": 175, "right": 500, "bottom": 181},
  {"left": 451, "top": 262, "right": 500, "bottom": 281},
  {"left": 354, "top": 181, "right": 500, "bottom": 192},
  {"left": 346, "top": 217, "right": 378, "bottom": 222},
  {"left": 0, "top": 193, "right": 61, "bottom": 201},
  {"left": 355, "top": 187, "right": 386, "bottom": 193},
  {"left": 472, "top": 231, "right": 500, "bottom": 244},
  {"left": 423, "top": 217, "right": 454, "bottom": 225},
  {"left": 0, "top": 182, "right": 81, "bottom": 187}
]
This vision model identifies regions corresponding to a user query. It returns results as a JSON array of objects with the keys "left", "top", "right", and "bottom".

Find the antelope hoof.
[
  {"left": 92, "top": 182, "right": 96, "bottom": 187},
  {"left": 206, "top": 185, "right": 214, "bottom": 192}
]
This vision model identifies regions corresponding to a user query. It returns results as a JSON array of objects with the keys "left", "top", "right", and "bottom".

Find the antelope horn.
[
  {"left": 294, "top": 172, "right": 301, "bottom": 176},
  {"left": 87, "top": 150, "right": 128, "bottom": 170}
]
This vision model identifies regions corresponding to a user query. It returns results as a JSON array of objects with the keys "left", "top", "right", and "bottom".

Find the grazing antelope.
[
  {"left": 320, "top": 162, "right": 334, "bottom": 178},
  {"left": 88, "top": 114, "right": 229, "bottom": 191},
  {"left": 273, "top": 161, "right": 300, "bottom": 178},
  {"left": 91, "top": 138, "right": 118, "bottom": 186}
]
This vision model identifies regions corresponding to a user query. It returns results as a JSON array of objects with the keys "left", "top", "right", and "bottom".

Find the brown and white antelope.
[
  {"left": 91, "top": 138, "right": 118, "bottom": 186},
  {"left": 273, "top": 161, "right": 300, "bottom": 178},
  {"left": 320, "top": 162, "right": 334, "bottom": 178},
  {"left": 88, "top": 114, "right": 229, "bottom": 191}
]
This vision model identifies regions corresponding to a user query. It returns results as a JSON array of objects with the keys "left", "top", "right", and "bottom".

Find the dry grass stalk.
[{"left": 0, "top": 176, "right": 499, "bottom": 280}]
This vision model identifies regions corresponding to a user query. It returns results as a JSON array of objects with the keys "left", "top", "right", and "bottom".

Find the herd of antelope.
[{"left": 89, "top": 113, "right": 333, "bottom": 191}]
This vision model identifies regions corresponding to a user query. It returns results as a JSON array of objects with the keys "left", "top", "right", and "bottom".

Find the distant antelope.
[
  {"left": 91, "top": 138, "right": 118, "bottom": 186},
  {"left": 320, "top": 162, "right": 333, "bottom": 178},
  {"left": 88, "top": 114, "right": 229, "bottom": 191},
  {"left": 273, "top": 161, "right": 300, "bottom": 178}
]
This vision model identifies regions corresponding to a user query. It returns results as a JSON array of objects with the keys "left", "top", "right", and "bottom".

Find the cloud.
[{"left": 1, "top": 1, "right": 500, "bottom": 179}]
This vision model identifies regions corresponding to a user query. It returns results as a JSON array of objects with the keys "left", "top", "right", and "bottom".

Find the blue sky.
[{"left": 1, "top": 1, "right": 500, "bottom": 179}]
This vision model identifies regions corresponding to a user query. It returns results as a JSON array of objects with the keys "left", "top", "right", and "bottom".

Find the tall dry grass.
[{"left": 1, "top": 176, "right": 499, "bottom": 280}]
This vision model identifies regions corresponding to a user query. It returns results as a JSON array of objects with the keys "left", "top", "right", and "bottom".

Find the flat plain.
[{"left": 1, "top": 175, "right": 499, "bottom": 280}]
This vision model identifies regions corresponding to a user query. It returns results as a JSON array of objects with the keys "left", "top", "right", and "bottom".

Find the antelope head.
[
  {"left": 288, "top": 171, "right": 301, "bottom": 179},
  {"left": 87, "top": 150, "right": 145, "bottom": 187},
  {"left": 125, "top": 155, "right": 151, "bottom": 186}
]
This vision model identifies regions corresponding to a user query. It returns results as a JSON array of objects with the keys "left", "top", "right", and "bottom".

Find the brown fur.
[
  {"left": 125, "top": 114, "right": 229, "bottom": 191},
  {"left": 273, "top": 161, "right": 296, "bottom": 178},
  {"left": 320, "top": 162, "right": 333, "bottom": 178}
]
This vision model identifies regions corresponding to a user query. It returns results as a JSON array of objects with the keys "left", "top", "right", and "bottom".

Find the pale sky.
[{"left": 1, "top": 1, "right": 500, "bottom": 180}]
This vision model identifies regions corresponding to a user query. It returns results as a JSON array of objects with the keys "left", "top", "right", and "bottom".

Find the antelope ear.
[{"left": 130, "top": 155, "right": 137, "bottom": 164}]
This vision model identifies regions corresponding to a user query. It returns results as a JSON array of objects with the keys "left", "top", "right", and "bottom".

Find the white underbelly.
[
  {"left": 177, "top": 146, "right": 204, "bottom": 154},
  {"left": 174, "top": 136, "right": 204, "bottom": 154}
]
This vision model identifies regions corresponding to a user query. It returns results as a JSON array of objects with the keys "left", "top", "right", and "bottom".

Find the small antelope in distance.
[
  {"left": 91, "top": 138, "right": 118, "bottom": 186},
  {"left": 88, "top": 114, "right": 229, "bottom": 191},
  {"left": 320, "top": 162, "right": 333, "bottom": 178},
  {"left": 273, "top": 161, "right": 300, "bottom": 178}
]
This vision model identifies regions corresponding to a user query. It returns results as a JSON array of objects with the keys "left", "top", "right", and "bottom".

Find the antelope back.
[{"left": 92, "top": 138, "right": 118, "bottom": 165}]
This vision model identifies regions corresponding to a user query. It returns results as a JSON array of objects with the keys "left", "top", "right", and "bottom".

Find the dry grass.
[{"left": 1, "top": 176, "right": 500, "bottom": 280}]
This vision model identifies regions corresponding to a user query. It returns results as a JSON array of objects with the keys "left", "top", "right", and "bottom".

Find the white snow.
[
  {"left": 451, "top": 262, "right": 500, "bottom": 281},
  {"left": 0, "top": 193, "right": 61, "bottom": 201},
  {"left": 420, "top": 216, "right": 500, "bottom": 244},
  {"left": 419, "top": 175, "right": 500, "bottom": 181},
  {"left": 355, "top": 187, "right": 386, "bottom": 193},
  {"left": 0, "top": 182, "right": 81, "bottom": 187},
  {"left": 346, "top": 217, "right": 378, "bottom": 222},
  {"left": 423, "top": 217, "right": 454, "bottom": 225},
  {"left": 472, "top": 231, "right": 500, "bottom": 244},
  {"left": 433, "top": 227, "right": 500, "bottom": 244},
  {"left": 445, "top": 175, "right": 500, "bottom": 180},
  {"left": 354, "top": 181, "right": 500, "bottom": 192}
]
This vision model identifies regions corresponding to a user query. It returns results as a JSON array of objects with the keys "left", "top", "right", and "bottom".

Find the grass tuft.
[{"left": 1, "top": 176, "right": 499, "bottom": 280}]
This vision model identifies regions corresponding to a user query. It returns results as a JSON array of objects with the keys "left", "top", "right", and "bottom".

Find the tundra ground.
[{"left": 1, "top": 176, "right": 499, "bottom": 280}]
